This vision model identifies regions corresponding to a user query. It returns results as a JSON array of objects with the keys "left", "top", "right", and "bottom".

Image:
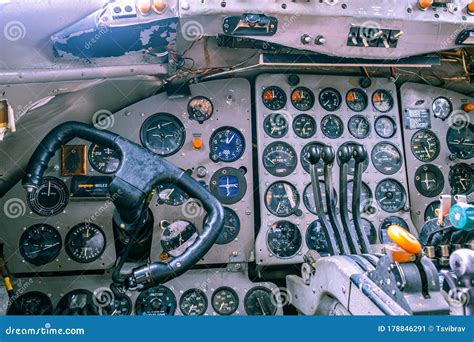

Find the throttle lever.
[
  {"left": 337, "top": 145, "right": 362, "bottom": 254},
  {"left": 308, "top": 146, "right": 339, "bottom": 255},
  {"left": 321, "top": 146, "right": 350, "bottom": 255},
  {"left": 351, "top": 144, "right": 371, "bottom": 253}
]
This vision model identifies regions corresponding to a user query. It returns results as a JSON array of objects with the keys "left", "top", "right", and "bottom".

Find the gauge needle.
[
  {"left": 424, "top": 147, "right": 431, "bottom": 158},
  {"left": 166, "top": 188, "right": 175, "bottom": 199},
  {"left": 146, "top": 125, "right": 161, "bottom": 131},
  {"left": 47, "top": 181, "right": 51, "bottom": 196},
  {"left": 226, "top": 133, "right": 235, "bottom": 144}
]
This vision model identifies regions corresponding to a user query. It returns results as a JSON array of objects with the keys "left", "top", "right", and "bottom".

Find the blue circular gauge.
[
  {"left": 218, "top": 175, "right": 239, "bottom": 197},
  {"left": 210, "top": 167, "right": 247, "bottom": 205},
  {"left": 216, "top": 208, "right": 240, "bottom": 245},
  {"left": 210, "top": 127, "right": 245, "bottom": 163}
]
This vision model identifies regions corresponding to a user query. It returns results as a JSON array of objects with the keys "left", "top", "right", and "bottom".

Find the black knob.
[
  {"left": 337, "top": 145, "right": 353, "bottom": 164},
  {"left": 288, "top": 74, "right": 300, "bottom": 87},
  {"left": 321, "top": 146, "right": 335, "bottom": 165},
  {"left": 352, "top": 144, "right": 368, "bottom": 162},
  {"left": 308, "top": 145, "right": 321, "bottom": 165}
]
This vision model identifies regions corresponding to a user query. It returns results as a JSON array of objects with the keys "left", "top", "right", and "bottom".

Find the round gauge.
[
  {"left": 336, "top": 142, "right": 369, "bottom": 176},
  {"left": 212, "top": 287, "right": 239, "bottom": 315},
  {"left": 244, "top": 287, "right": 278, "bottom": 316},
  {"left": 187, "top": 96, "right": 213, "bottom": 122},
  {"left": 321, "top": 114, "right": 344, "bottom": 139},
  {"left": 265, "top": 181, "right": 300, "bottom": 217},
  {"left": 447, "top": 123, "right": 474, "bottom": 159},
  {"left": 449, "top": 163, "right": 473, "bottom": 194},
  {"left": 319, "top": 88, "right": 342, "bottom": 112},
  {"left": 135, "top": 285, "right": 176, "bottom": 316},
  {"left": 98, "top": 294, "right": 132, "bottom": 316},
  {"left": 209, "top": 126, "right": 245, "bottom": 162},
  {"left": 362, "top": 218, "right": 377, "bottom": 244},
  {"left": 346, "top": 88, "right": 368, "bottom": 112},
  {"left": 424, "top": 201, "right": 440, "bottom": 221},
  {"left": 216, "top": 207, "right": 240, "bottom": 245},
  {"left": 291, "top": 87, "right": 315, "bottom": 111},
  {"left": 410, "top": 130, "right": 440, "bottom": 162},
  {"left": 161, "top": 220, "right": 198, "bottom": 257},
  {"left": 262, "top": 86, "right": 287, "bottom": 110},
  {"left": 180, "top": 289, "right": 208, "bottom": 316},
  {"left": 375, "top": 179, "right": 407, "bottom": 213},
  {"left": 267, "top": 221, "right": 302, "bottom": 258},
  {"left": 303, "top": 182, "right": 337, "bottom": 214},
  {"left": 301, "top": 142, "right": 325, "bottom": 175},
  {"left": 371, "top": 142, "right": 403, "bottom": 175},
  {"left": 19, "top": 224, "right": 62, "bottom": 266},
  {"left": 375, "top": 116, "right": 396, "bottom": 139},
  {"left": 348, "top": 115, "right": 370, "bottom": 139},
  {"left": 415, "top": 164, "right": 444, "bottom": 198},
  {"left": 379, "top": 217, "right": 410, "bottom": 244},
  {"left": 263, "top": 113, "right": 289, "bottom": 138},
  {"left": 156, "top": 183, "right": 189, "bottom": 206},
  {"left": 27, "top": 176, "right": 69, "bottom": 217},
  {"left": 432, "top": 96, "right": 452, "bottom": 120},
  {"left": 305, "top": 220, "right": 329, "bottom": 256},
  {"left": 65, "top": 223, "right": 106, "bottom": 263},
  {"left": 140, "top": 113, "right": 186, "bottom": 156},
  {"left": 7, "top": 292, "right": 53, "bottom": 315},
  {"left": 293, "top": 114, "right": 316, "bottom": 138},
  {"left": 347, "top": 180, "right": 373, "bottom": 213},
  {"left": 209, "top": 167, "right": 247, "bottom": 205},
  {"left": 56, "top": 290, "right": 98, "bottom": 314},
  {"left": 88, "top": 143, "right": 121, "bottom": 174},
  {"left": 262, "top": 142, "right": 297, "bottom": 177},
  {"left": 372, "top": 89, "right": 393, "bottom": 113}
]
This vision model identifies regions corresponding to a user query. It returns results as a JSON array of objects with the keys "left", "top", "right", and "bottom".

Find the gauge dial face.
[
  {"left": 99, "top": 295, "right": 132, "bottom": 316},
  {"left": 216, "top": 207, "right": 240, "bottom": 245},
  {"left": 375, "top": 179, "right": 406, "bottom": 213},
  {"left": 348, "top": 115, "right": 370, "bottom": 139},
  {"left": 88, "top": 144, "right": 121, "bottom": 174},
  {"left": 187, "top": 96, "right": 214, "bottom": 122},
  {"left": 267, "top": 221, "right": 302, "bottom": 258},
  {"left": 375, "top": 116, "right": 396, "bottom": 139},
  {"left": 244, "top": 287, "right": 277, "bottom": 316},
  {"left": 379, "top": 217, "right": 409, "bottom": 243},
  {"left": 301, "top": 142, "right": 325, "bottom": 175},
  {"left": 161, "top": 220, "right": 198, "bottom": 257},
  {"left": 372, "top": 89, "right": 393, "bottom": 113},
  {"left": 319, "top": 88, "right": 342, "bottom": 111},
  {"left": 7, "top": 291, "right": 53, "bottom": 315},
  {"left": 180, "top": 289, "right": 208, "bottom": 316},
  {"left": 140, "top": 113, "right": 185, "bottom": 156},
  {"left": 264, "top": 113, "right": 289, "bottom": 138},
  {"left": 303, "top": 182, "right": 337, "bottom": 214},
  {"left": 262, "top": 142, "right": 297, "bottom": 177},
  {"left": 212, "top": 287, "right": 239, "bottom": 315},
  {"left": 347, "top": 181, "right": 373, "bottom": 213},
  {"left": 432, "top": 97, "right": 452, "bottom": 120},
  {"left": 414, "top": 164, "right": 444, "bottom": 198},
  {"left": 210, "top": 167, "right": 247, "bottom": 205},
  {"left": 265, "top": 181, "right": 300, "bottom": 217},
  {"left": 57, "top": 290, "right": 98, "bottom": 314},
  {"left": 447, "top": 123, "right": 474, "bottom": 159},
  {"left": 346, "top": 88, "right": 368, "bottom": 112},
  {"left": 262, "top": 86, "right": 287, "bottom": 110},
  {"left": 293, "top": 114, "right": 316, "bottom": 138},
  {"left": 156, "top": 183, "right": 189, "bottom": 206},
  {"left": 19, "top": 224, "right": 62, "bottom": 266},
  {"left": 449, "top": 163, "right": 473, "bottom": 194},
  {"left": 371, "top": 142, "right": 403, "bottom": 175},
  {"left": 291, "top": 87, "right": 315, "bottom": 111},
  {"left": 305, "top": 220, "right": 329, "bottom": 256},
  {"left": 210, "top": 127, "right": 245, "bottom": 162},
  {"left": 336, "top": 142, "right": 369, "bottom": 176},
  {"left": 135, "top": 285, "right": 176, "bottom": 316},
  {"left": 321, "top": 114, "right": 344, "bottom": 139},
  {"left": 410, "top": 130, "right": 440, "bottom": 162},
  {"left": 65, "top": 223, "right": 106, "bottom": 263},
  {"left": 27, "top": 176, "right": 69, "bottom": 217},
  {"left": 424, "top": 201, "right": 440, "bottom": 221}
]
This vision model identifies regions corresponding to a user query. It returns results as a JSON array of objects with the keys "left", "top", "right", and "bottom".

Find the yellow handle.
[{"left": 387, "top": 224, "right": 421, "bottom": 254}]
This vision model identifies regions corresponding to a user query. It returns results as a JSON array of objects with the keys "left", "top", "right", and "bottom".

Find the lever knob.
[
  {"left": 387, "top": 225, "right": 421, "bottom": 255},
  {"left": 352, "top": 144, "right": 367, "bottom": 162},
  {"left": 308, "top": 145, "right": 321, "bottom": 165},
  {"left": 321, "top": 146, "right": 335, "bottom": 165},
  {"left": 337, "top": 145, "right": 353, "bottom": 163}
]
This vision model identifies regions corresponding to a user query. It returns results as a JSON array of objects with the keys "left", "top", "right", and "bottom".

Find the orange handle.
[{"left": 387, "top": 224, "right": 421, "bottom": 254}]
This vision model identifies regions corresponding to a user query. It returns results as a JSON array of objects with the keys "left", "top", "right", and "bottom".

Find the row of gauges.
[
  {"left": 262, "top": 86, "right": 394, "bottom": 113},
  {"left": 19, "top": 223, "right": 106, "bottom": 266},
  {"left": 265, "top": 215, "right": 411, "bottom": 259},
  {"left": 263, "top": 113, "right": 398, "bottom": 140},
  {"left": 262, "top": 141, "right": 403, "bottom": 177},
  {"left": 7, "top": 286, "right": 278, "bottom": 316}
]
